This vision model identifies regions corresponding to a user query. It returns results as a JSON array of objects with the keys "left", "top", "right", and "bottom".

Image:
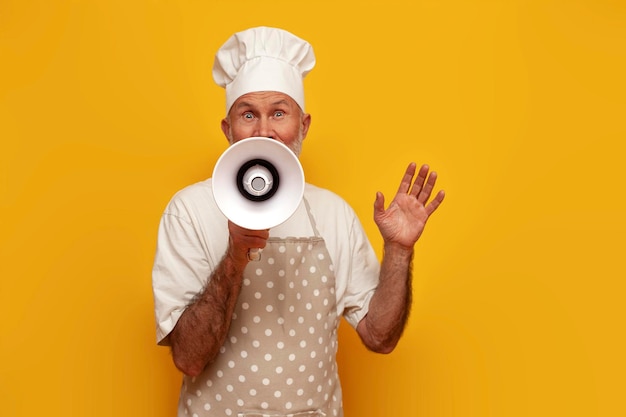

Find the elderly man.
[{"left": 152, "top": 26, "right": 445, "bottom": 417}]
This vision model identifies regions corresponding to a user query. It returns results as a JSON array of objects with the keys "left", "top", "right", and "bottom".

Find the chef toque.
[{"left": 212, "top": 26, "right": 316, "bottom": 114}]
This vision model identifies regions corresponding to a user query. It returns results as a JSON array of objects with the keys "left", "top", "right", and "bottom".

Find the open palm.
[{"left": 374, "top": 163, "right": 445, "bottom": 248}]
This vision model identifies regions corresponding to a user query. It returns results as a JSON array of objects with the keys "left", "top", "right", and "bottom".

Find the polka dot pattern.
[{"left": 181, "top": 237, "right": 342, "bottom": 416}]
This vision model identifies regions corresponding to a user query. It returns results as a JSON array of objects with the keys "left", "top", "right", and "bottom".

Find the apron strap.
[{"left": 303, "top": 196, "right": 321, "bottom": 238}]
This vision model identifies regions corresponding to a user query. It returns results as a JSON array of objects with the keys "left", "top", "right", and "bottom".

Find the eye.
[
  {"left": 274, "top": 111, "right": 284, "bottom": 118},
  {"left": 243, "top": 112, "right": 254, "bottom": 120}
]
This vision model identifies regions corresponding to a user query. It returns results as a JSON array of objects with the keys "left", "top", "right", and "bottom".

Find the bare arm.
[
  {"left": 169, "top": 222, "right": 268, "bottom": 376},
  {"left": 356, "top": 242, "right": 414, "bottom": 353},
  {"left": 357, "top": 163, "right": 445, "bottom": 353}
]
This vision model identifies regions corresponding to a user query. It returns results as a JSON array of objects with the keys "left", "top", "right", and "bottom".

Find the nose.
[{"left": 255, "top": 118, "right": 274, "bottom": 139}]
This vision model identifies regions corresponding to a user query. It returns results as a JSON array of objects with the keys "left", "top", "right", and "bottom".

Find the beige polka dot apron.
[{"left": 179, "top": 199, "right": 342, "bottom": 417}]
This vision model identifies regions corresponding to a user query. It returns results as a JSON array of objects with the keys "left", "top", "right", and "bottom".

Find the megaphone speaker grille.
[
  {"left": 236, "top": 159, "right": 279, "bottom": 202},
  {"left": 212, "top": 137, "right": 305, "bottom": 230}
]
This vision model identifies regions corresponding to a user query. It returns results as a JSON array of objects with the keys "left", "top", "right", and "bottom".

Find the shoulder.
[
  {"left": 162, "top": 178, "right": 219, "bottom": 219},
  {"left": 303, "top": 183, "right": 360, "bottom": 231},
  {"left": 304, "top": 183, "right": 354, "bottom": 214},
  {"left": 169, "top": 178, "right": 213, "bottom": 203}
]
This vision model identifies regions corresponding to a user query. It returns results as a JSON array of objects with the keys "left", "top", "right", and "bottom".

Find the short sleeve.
[
  {"left": 151, "top": 183, "right": 227, "bottom": 345},
  {"left": 340, "top": 214, "right": 380, "bottom": 329}
]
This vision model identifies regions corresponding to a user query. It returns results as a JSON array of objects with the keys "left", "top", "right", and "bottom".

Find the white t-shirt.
[{"left": 152, "top": 179, "right": 381, "bottom": 345}]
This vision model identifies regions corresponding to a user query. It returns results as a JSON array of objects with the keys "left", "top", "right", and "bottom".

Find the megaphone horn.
[{"left": 212, "top": 136, "right": 305, "bottom": 233}]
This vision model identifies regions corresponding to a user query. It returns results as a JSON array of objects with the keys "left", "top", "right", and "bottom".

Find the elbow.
[
  {"left": 171, "top": 342, "right": 209, "bottom": 377},
  {"left": 376, "top": 344, "right": 397, "bottom": 355},
  {"left": 367, "top": 338, "right": 399, "bottom": 355},
  {"left": 169, "top": 331, "right": 213, "bottom": 377},
  {"left": 173, "top": 354, "right": 205, "bottom": 377},
  {"left": 358, "top": 327, "right": 401, "bottom": 354},
  {"left": 357, "top": 316, "right": 402, "bottom": 354},
  {"left": 184, "top": 367, "right": 204, "bottom": 378}
]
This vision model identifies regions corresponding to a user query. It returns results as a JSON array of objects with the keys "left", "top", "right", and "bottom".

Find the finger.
[
  {"left": 409, "top": 164, "right": 430, "bottom": 197},
  {"left": 425, "top": 190, "right": 445, "bottom": 216},
  {"left": 228, "top": 222, "right": 269, "bottom": 244},
  {"left": 396, "top": 163, "right": 417, "bottom": 195},
  {"left": 243, "top": 230, "right": 269, "bottom": 250},
  {"left": 250, "top": 236, "right": 268, "bottom": 249},
  {"left": 417, "top": 171, "right": 437, "bottom": 204},
  {"left": 373, "top": 191, "right": 385, "bottom": 216}
]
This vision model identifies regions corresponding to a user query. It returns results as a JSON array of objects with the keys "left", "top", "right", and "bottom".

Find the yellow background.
[{"left": 1, "top": 0, "right": 625, "bottom": 416}]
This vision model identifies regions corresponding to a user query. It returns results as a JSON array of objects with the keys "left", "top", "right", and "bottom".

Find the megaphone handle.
[{"left": 247, "top": 248, "right": 261, "bottom": 262}]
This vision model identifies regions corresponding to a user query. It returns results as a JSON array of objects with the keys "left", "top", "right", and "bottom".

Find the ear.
[
  {"left": 220, "top": 117, "right": 231, "bottom": 142},
  {"left": 301, "top": 113, "right": 311, "bottom": 139}
]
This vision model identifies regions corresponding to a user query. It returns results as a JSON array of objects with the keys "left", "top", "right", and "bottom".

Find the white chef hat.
[{"left": 212, "top": 26, "right": 316, "bottom": 114}]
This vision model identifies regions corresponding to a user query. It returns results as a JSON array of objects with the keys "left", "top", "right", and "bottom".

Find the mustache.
[{"left": 228, "top": 135, "right": 304, "bottom": 157}]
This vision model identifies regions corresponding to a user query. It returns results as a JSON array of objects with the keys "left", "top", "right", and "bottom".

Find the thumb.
[{"left": 373, "top": 191, "right": 385, "bottom": 216}]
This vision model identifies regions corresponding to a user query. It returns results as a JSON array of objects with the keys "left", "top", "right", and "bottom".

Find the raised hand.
[{"left": 373, "top": 163, "right": 445, "bottom": 249}]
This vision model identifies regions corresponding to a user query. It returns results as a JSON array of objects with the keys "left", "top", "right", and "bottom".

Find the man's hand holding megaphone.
[{"left": 226, "top": 221, "right": 269, "bottom": 265}]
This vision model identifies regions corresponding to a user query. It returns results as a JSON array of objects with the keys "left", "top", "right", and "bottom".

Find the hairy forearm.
[
  {"left": 169, "top": 250, "right": 247, "bottom": 376},
  {"left": 359, "top": 243, "right": 414, "bottom": 353}
]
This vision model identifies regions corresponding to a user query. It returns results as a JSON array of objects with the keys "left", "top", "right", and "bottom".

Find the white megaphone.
[{"left": 212, "top": 137, "right": 305, "bottom": 260}]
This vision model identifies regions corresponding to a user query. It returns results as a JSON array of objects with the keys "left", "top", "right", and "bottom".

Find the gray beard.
[{"left": 288, "top": 136, "right": 303, "bottom": 157}]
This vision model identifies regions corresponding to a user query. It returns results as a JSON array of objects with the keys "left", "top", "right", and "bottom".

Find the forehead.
[{"left": 230, "top": 91, "right": 300, "bottom": 111}]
